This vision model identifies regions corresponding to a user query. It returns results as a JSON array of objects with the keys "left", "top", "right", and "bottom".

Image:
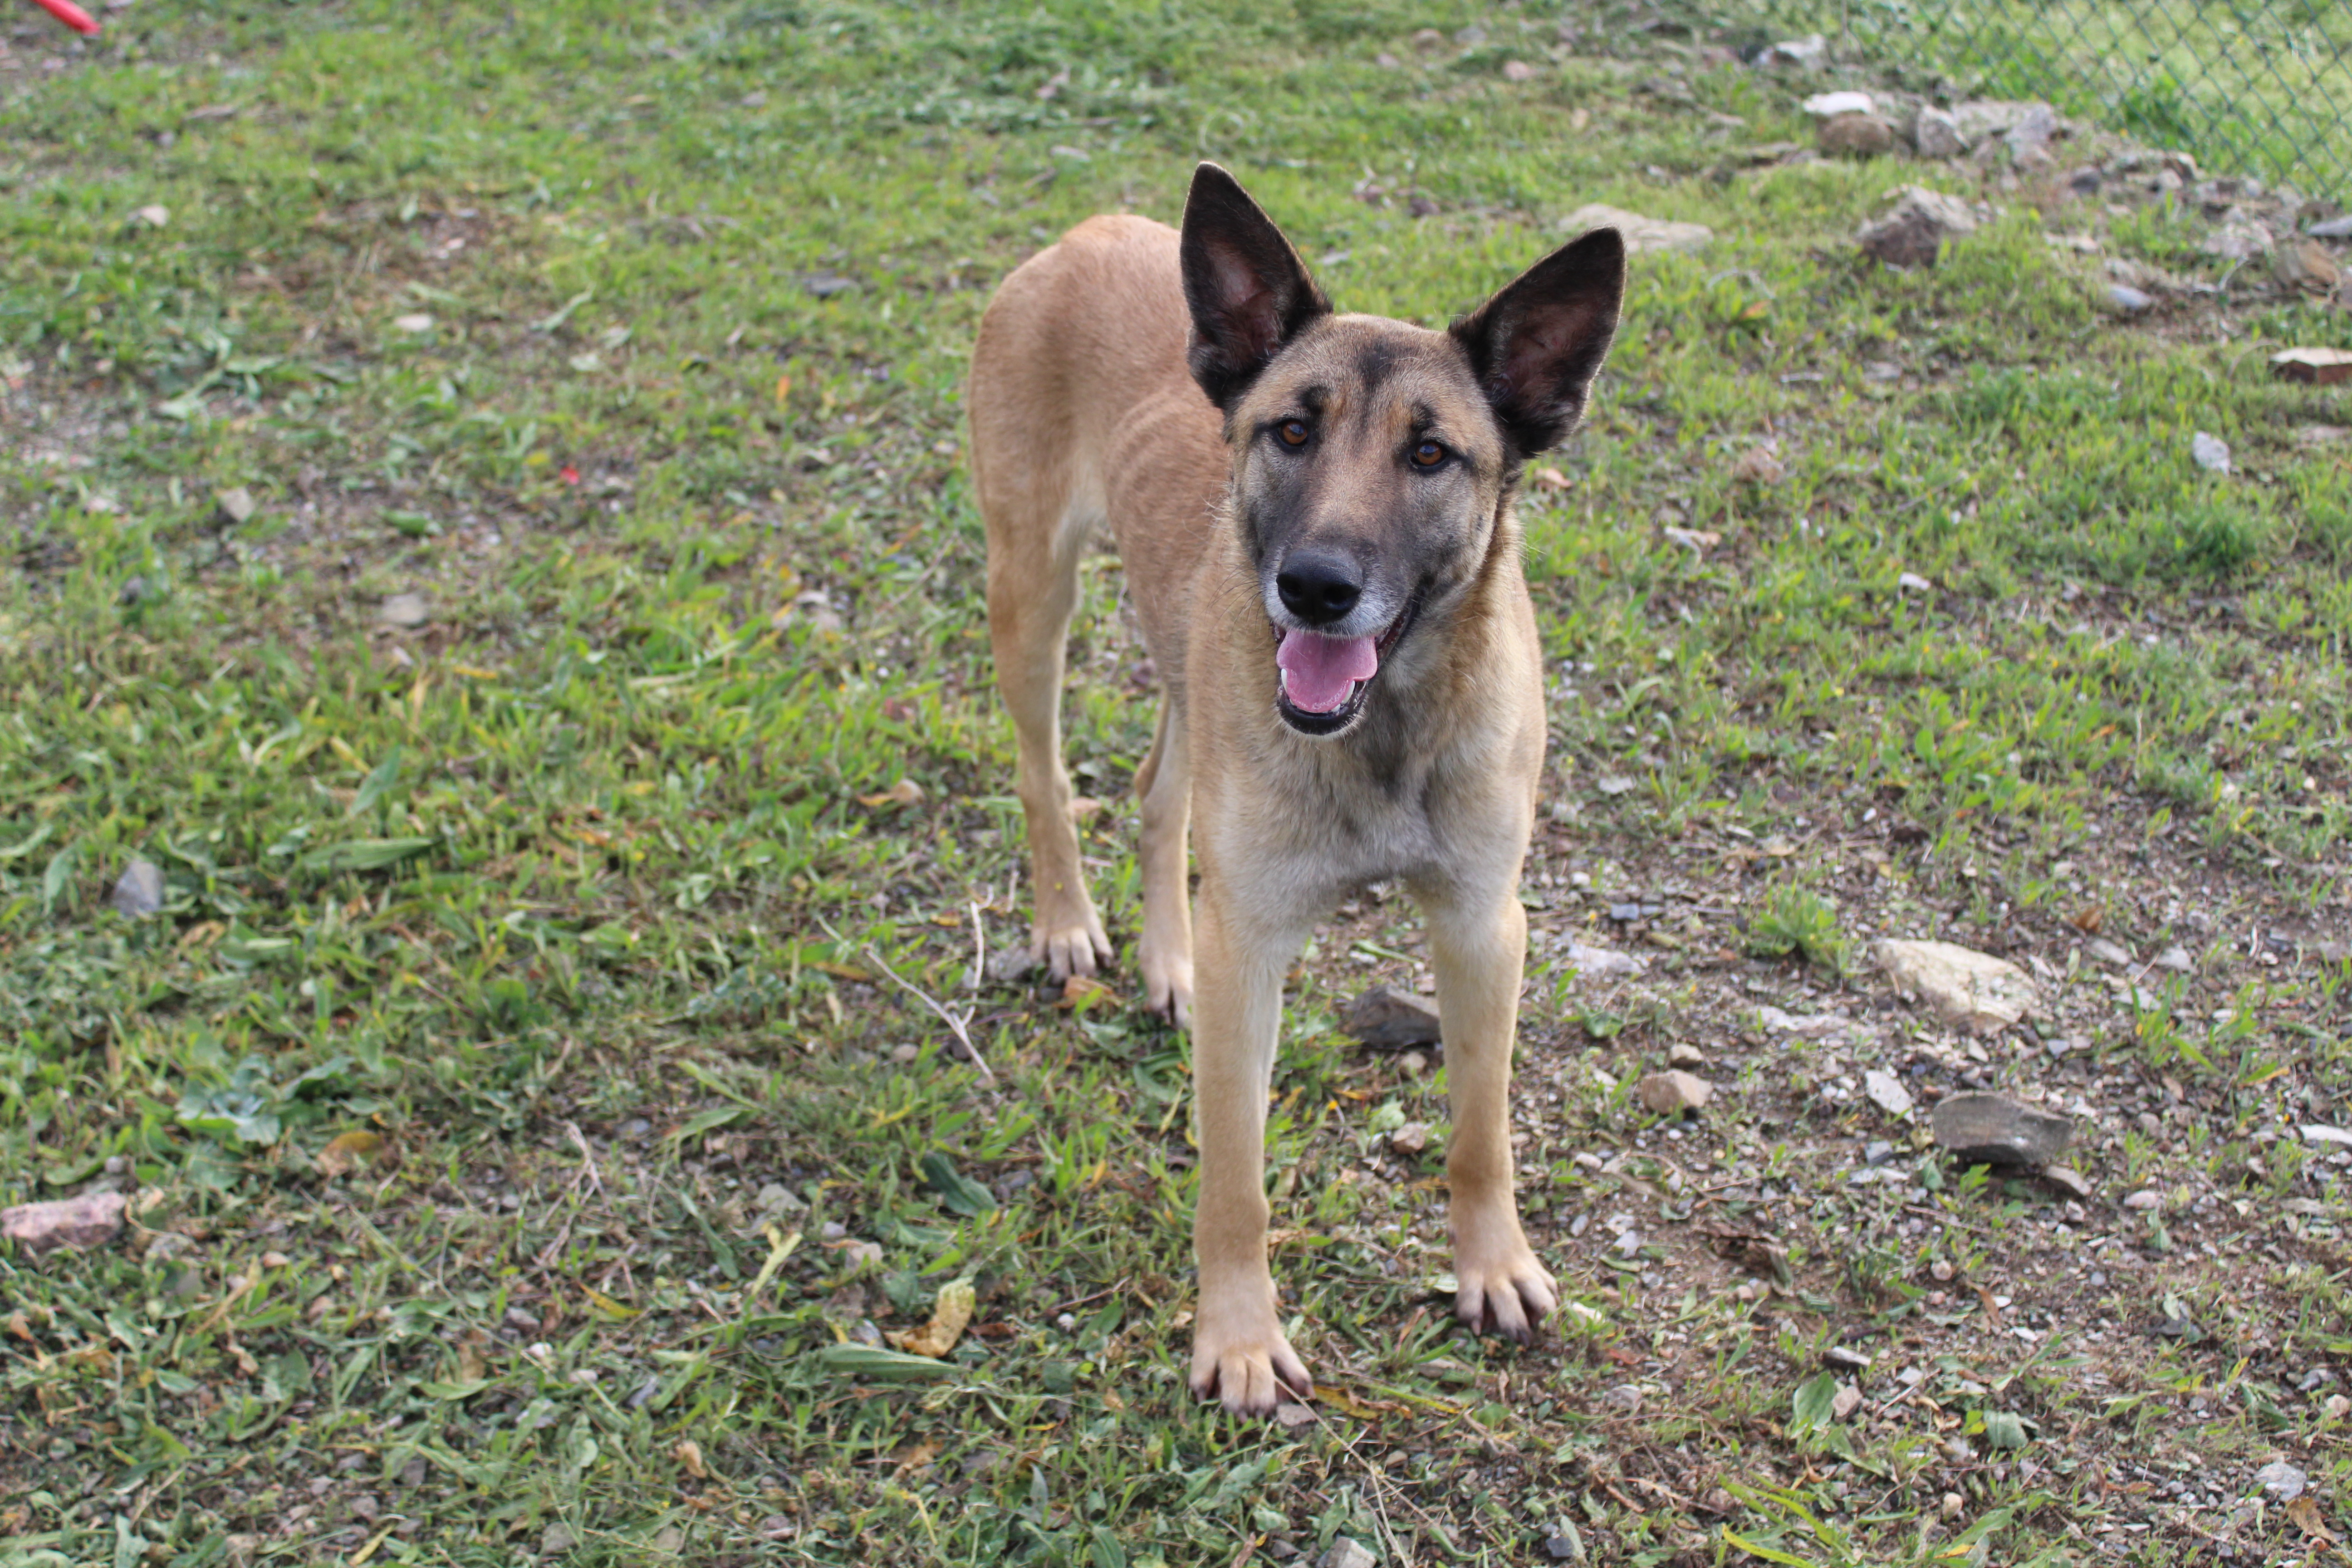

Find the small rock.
[
  {"left": 2042, "top": 1166, "right": 2093, "bottom": 1200},
  {"left": 2191, "top": 432, "right": 2232, "bottom": 475},
  {"left": 2085, "top": 937, "right": 2131, "bottom": 966},
  {"left": 1857, "top": 186, "right": 1979, "bottom": 269},
  {"left": 1863, "top": 1068, "right": 1914, "bottom": 1117},
  {"left": 2275, "top": 239, "right": 2341, "bottom": 292},
  {"left": 110, "top": 859, "right": 165, "bottom": 918},
  {"left": 1542, "top": 1533, "right": 1585, "bottom": 1562},
  {"left": 2003, "top": 103, "right": 2058, "bottom": 166},
  {"left": 392, "top": 312, "right": 435, "bottom": 334},
  {"left": 133, "top": 204, "right": 171, "bottom": 229},
  {"left": 2065, "top": 165, "right": 2103, "bottom": 196},
  {"left": 1896, "top": 571, "right": 1932, "bottom": 593},
  {"left": 1756, "top": 34, "right": 1825, "bottom": 68},
  {"left": 1801, "top": 90, "right": 1875, "bottom": 118},
  {"left": 1819, "top": 113, "right": 1896, "bottom": 158},
  {"left": 1274, "top": 1401, "right": 1316, "bottom": 1430},
  {"left": 2200, "top": 220, "right": 2271, "bottom": 260},
  {"left": 1558, "top": 203, "right": 1712, "bottom": 255},
  {"left": 377, "top": 592, "right": 431, "bottom": 628},
  {"left": 1, "top": 1191, "right": 126, "bottom": 1254},
  {"left": 1562, "top": 940, "right": 1644, "bottom": 976},
  {"left": 2300, "top": 1125, "right": 2352, "bottom": 1149},
  {"left": 2255, "top": 1460, "right": 2308, "bottom": 1500},
  {"left": 1823, "top": 1345, "right": 1873, "bottom": 1372},
  {"left": 1389, "top": 1122, "right": 1430, "bottom": 1155},
  {"left": 1342, "top": 986, "right": 1443, "bottom": 1049},
  {"left": 1398, "top": 1050, "right": 1428, "bottom": 1078},
  {"left": 1912, "top": 106, "right": 1965, "bottom": 158},
  {"left": 1877, "top": 939, "right": 2038, "bottom": 1034},
  {"left": 1637, "top": 1070, "right": 1711, "bottom": 1116},
  {"left": 1941, "top": 1492, "right": 1964, "bottom": 1519},
  {"left": 2122, "top": 1189, "right": 2161, "bottom": 1212},
  {"left": 1320, "top": 1539, "right": 1378, "bottom": 1568},
  {"left": 1607, "top": 902, "right": 1647, "bottom": 922},
  {"left": 1950, "top": 99, "right": 2047, "bottom": 144},
  {"left": 540, "top": 1524, "right": 575, "bottom": 1556},
  {"left": 1864, "top": 1140, "right": 1896, "bottom": 1165},
  {"left": 2153, "top": 946, "right": 2192, "bottom": 972},
  {"left": 1931, "top": 1093, "right": 2074, "bottom": 1167},
  {"left": 1661, "top": 525, "right": 1721, "bottom": 552},
  {"left": 214, "top": 486, "right": 256, "bottom": 525},
  {"left": 1599, "top": 1383, "right": 1644, "bottom": 1411},
  {"left": 1668, "top": 1042, "right": 1706, "bottom": 1070},
  {"left": 984, "top": 946, "right": 1038, "bottom": 984},
  {"left": 1831, "top": 1382, "right": 1864, "bottom": 1420},
  {"left": 1500, "top": 60, "right": 1536, "bottom": 83}
]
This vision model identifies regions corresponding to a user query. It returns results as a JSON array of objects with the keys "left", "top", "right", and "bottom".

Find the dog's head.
[{"left": 1180, "top": 162, "right": 1624, "bottom": 738}]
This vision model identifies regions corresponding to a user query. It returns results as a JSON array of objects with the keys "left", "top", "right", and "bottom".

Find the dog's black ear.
[
  {"left": 1449, "top": 225, "right": 1625, "bottom": 457},
  {"left": 1181, "top": 162, "right": 1330, "bottom": 410}
]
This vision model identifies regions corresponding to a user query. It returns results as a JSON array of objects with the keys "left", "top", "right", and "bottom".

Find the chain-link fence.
[{"left": 1755, "top": 2, "right": 2352, "bottom": 206}]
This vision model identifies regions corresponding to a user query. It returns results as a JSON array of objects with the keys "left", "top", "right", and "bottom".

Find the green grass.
[{"left": 4, "top": 2, "right": 2351, "bottom": 1565}]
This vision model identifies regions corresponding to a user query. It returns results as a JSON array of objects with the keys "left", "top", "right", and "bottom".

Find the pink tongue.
[{"left": 1276, "top": 629, "right": 1378, "bottom": 714}]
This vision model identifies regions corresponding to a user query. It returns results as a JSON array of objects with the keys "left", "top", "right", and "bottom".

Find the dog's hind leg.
[
  {"left": 983, "top": 494, "right": 1113, "bottom": 984},
  {"left": 1132, "top": 697, "right": 1194, "bottom": 1026}
]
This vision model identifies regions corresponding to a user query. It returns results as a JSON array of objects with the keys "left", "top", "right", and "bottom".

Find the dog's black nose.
[{"left": 1276, "top": 552, "right": 1362, "bottom": 625}]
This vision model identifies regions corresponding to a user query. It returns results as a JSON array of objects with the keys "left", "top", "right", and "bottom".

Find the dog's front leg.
[
  {"left": 1186, "top": 892, "right": 1311, "bottom": 1414},
  {"left": 1426, "top": 889, "right": 1556, "bottom": 1340}
]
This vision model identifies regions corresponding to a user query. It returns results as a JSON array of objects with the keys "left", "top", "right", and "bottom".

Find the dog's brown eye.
[
  {"left": 1411, "top": 440, "right": 1447, "bottom": 468},
  {"left": 1279, "top": 420, "right": 1309, "bottom": 447}
]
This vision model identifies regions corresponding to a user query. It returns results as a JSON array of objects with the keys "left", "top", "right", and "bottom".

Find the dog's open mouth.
[{"left": 1273, "top": 602, "right": 1416, "bottom": 735}]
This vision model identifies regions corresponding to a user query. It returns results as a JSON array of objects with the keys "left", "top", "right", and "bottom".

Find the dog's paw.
[
  {"left": 1033, "top": 908, "right": 1113, "bottom": 982},
  {"left": 1451, "top": 1239, "right": 1557, "bottom": 1344},
  {"left": 1188, "top": 1294, "right": 1312, "bottom": 1416},
  {"left": 1141, "top": 952, "right": 1193, "bottom": 1029}
]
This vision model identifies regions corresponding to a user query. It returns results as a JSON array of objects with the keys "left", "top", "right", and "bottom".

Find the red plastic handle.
[{"left": 28, "top": 0, "right": 103, "bottom": 35}]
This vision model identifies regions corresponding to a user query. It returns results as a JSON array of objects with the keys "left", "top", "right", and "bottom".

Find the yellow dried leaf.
[
  {"left": 317, "top": 1129, "right": 384, "bottom": 1177},
  {"left": 884, "top": 1277, "right": 976, "bottom": 1358},
  {"left": 857, "top": 778, "right": 926, "bottom": 809},
  {"left": 673, "top": 1438, "right": 708, "bottom": 1479},
  {"left": 2288, "top": 1495, "right": 2337, "bottom": 1544}
]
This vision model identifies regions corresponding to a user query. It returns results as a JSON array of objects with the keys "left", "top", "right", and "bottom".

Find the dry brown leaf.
[
  {"left": 884, "top": 1278, "right": 976, "bottom": 1358},
  {"left": 1732, "top": 443, "right": 1786, "bottom": 485},
  {"left": 674, "top": 1438, "right": 709, "bottom": 1479},
  {"left": 1532, "top": 466, "right": 1572, "bottom": 490},
  {"left": 1059, "top": 974, "right": 1113, "bottom": 1010},
  {"left": 1067, "top": 795, "right": 1102, "bottom": 823},
  {"left": 2287, "top": 1494, "right": 2336, "bottom": 1544}
]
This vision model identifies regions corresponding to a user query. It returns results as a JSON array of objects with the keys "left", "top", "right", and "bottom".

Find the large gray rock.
[
  {"left": 1320, "top": 1540, "right": 1378, "bottom": 1568},
  {"left": 1638, "top": 1070, "right": 1712, "bottom": 1115},
  {"left": 1857, "top": 188, "right": 1978, "bottom": 268},
  {"left": 1875, "top": 938, "right": 2038, "bottom": 1033},
  {"left": 1932, "top": 1093, "right": 2074, "bottom": 1167}
]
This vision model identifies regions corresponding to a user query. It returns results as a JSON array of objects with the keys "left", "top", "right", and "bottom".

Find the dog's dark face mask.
[{"left": 1178, "top": 162, "right": 1626, "bottom": 737}]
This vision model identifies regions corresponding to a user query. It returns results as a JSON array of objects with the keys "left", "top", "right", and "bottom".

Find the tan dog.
[{"left": 969, "top": 163, "right": 1623, "bottom": 1414}]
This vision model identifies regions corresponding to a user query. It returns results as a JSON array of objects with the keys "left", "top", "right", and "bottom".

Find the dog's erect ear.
[
  {"left": 1181, "top": 162, "right": 1331, "bottom": 410},
  {"left": 1449, "top": 225, "right": 1626, "bottom": 458}
]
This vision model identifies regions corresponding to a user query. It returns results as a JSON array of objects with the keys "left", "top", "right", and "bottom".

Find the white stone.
[
  {"left": 1559, "top": 203, "right": 1713, "bottom": 255},
  {"left": 1875, "top": 939, "right": 2039, "bottom": 1034},
  {"left": 1803, "top": 90, "right": 1876, "bottom": 118}
]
